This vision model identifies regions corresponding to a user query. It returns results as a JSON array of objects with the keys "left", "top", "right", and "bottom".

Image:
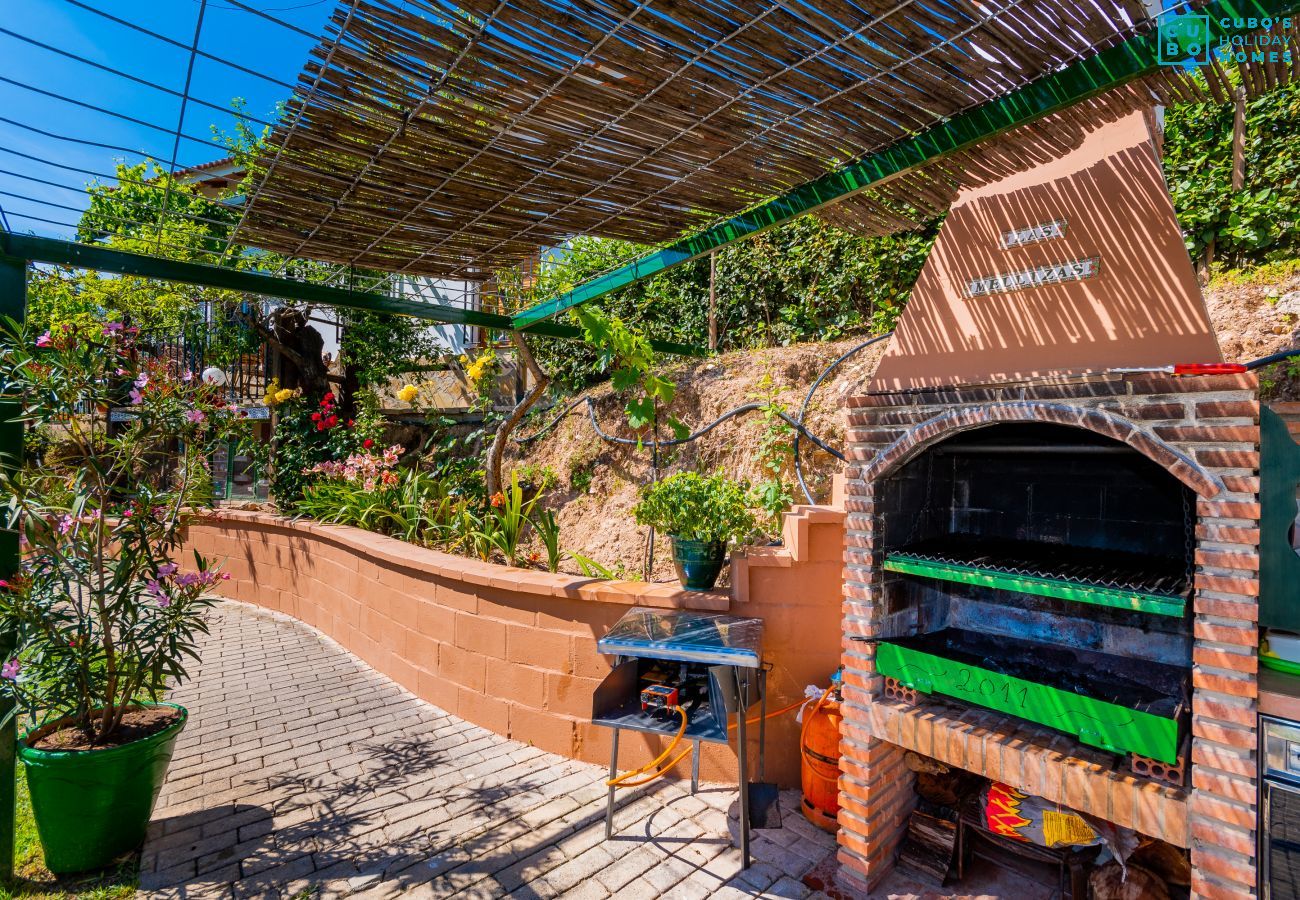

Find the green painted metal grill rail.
[
  {"left": 882, "top": 553, "right": 1188, "bottom": 617},
  {"left": 876, "top": 638, "right": 1183, "bottom": 764}
]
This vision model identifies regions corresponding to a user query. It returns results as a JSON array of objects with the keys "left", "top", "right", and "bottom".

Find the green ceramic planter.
[
  {"left": 19, "top": 703, "right": 187, "bottom": 873},
  {"left": 671, "top": 537, "right": 727, "bottom": 591}
]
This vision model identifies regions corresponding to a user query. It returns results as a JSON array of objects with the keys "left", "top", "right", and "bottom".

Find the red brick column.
[{"left": 836, "top": 374, "right": 1262, "bottom": 898}]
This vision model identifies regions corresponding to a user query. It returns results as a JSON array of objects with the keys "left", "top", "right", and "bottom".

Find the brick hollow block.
[
  {"left": 438, "top": 642, "right": 486, "bottom": 693},
  {"left": 544, "top": 673, "right": 602, "bottom": 718},
  {"left": 485, "top": 658, "right": 547, "bottom": 710},
  {"left": 454, "top": 611, "right": 507, "bottom": 657},
  {"left": 508, "top": 704, "right": 576, "bottom": 757},
  {"left": 505, "top": 624, "right": 570, "bottom": 671},
  {"left": 457, "top": 686, "right": 510, "bottom": 736}
]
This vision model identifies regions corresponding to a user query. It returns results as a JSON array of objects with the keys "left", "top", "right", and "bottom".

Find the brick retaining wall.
[{"left": 183, "top": 506, "right": 845, "bottom": 787}]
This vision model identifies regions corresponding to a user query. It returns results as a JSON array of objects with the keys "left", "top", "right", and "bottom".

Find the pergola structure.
[{"left": 0, "top": 0, "right": 1299, "bottom": 880}]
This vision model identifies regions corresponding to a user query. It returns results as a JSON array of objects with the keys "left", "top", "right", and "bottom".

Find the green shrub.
[{"left": 633, "top": 471, "right": 757, "bottom": 545}]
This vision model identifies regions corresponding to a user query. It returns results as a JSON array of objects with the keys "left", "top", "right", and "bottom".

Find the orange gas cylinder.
[{"left": 800, "top": 688, "right": 842, "bottom": 833}]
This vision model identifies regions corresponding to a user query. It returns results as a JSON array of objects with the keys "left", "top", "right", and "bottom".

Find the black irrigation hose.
[
  {"left": 514, "top": 331, "right": 896, "bottom": 505},
  {"left": 792, "top": 332, "right": 894, "bottom": 504},
  {"left": 516, "top": 395, "right": 840, "bottom": 455},
  {"left": 1246, "top": 346, "right": 1300, "bottom": 370}
]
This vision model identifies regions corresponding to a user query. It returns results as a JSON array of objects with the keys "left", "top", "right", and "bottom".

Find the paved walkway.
[{"left": 138, "top": 601, "right": 843, "bottom": 899}]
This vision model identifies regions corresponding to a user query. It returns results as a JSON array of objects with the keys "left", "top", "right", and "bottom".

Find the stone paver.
[{"left": 138, "top": 600, "right": 840, "bottom": 899}]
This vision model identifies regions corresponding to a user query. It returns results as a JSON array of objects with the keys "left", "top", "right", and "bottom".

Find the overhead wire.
[
  {"left": 0, "top": 75, "right": 230, "bottom": 149},
  {"left": 155, "top": 0, "right": 210, "bottom": 253},
  {"left": 60, "top": 0, "right": 299, "bottom": 92},
  {"left": 0, "top": 28, "right": 275, "bottom": 129}
]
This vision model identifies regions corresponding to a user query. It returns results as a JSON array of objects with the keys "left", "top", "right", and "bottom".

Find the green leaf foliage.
[
  {"left": 632, "top": 471, "right": 757, "bottom": 545},
  {"left": 505, "top": 219, "right": 937, "bottom": 390},
  {"left": 1163, "top": 76, "right": 1300, "bottom": 263}
]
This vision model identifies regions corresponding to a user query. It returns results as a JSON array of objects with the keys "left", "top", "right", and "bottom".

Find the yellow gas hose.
[
  {"left": 727, "top": 695, "right": 806, "bottom": 731},
  {"left": 607, "top": 705, "right": 691, "bottom": 787}
]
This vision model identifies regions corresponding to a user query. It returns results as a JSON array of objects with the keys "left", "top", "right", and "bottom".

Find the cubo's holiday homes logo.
[
  {"left": 1159, "top": 12, "right": 1295, "bottom": 67},
  {"left": 1159, "top": 13, "right": 1211, "bottom": 65}
]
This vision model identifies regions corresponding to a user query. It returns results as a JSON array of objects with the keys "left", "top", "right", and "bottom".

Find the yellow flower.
[
  {"left": 274, "top": 388, "right": 295, "bottom": 403},
  {"left": 397, "top": 384, "right": 419, "bottom": 404}
]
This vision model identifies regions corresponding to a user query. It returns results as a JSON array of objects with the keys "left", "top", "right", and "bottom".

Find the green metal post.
[{"left": 0, "top": 254, "right": 25, "bottom": 882}]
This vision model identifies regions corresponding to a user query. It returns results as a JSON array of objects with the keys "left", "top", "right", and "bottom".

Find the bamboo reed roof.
[{"left": 236, "top": 0, "right": 1297, "bottom": 278}]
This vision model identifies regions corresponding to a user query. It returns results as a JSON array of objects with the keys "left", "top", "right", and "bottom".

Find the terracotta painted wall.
[{"left": 181, "top": 505, "right": 845, "bottom": 787}]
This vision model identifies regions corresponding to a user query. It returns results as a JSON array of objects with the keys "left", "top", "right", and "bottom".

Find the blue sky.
[{"left": 0, "top": 0, "right": 336, "bottom": 239}]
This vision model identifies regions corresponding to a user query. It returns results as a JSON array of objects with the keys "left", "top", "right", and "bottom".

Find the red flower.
[
  {"left": 347, "top": 419, "right": 355, "bottom": 428},
  {"left": 363, "top": 438, "right": 374, "bottom": 449},
  {"left": 323, "top": 392, "right": 334, "bottom": 403},
  {"left": 316, "top": 422, "right": 326, "bottom": 431},
  {"left": 326, "top": 415, "right": 339, "bottom": 428},
  {"left": 310, "top": 412, "right": 322, "bottom": 422},
  {"left": 490, "top": 492, "right": 505, "bottom": 508}
]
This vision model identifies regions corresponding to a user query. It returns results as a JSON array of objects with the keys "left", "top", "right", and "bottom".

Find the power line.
[
  {"left": 0, "top": 168, "right": 248, "bottom": 232},
  {"left": 0, "top": 75, "right": 228, "bottom": 149},
  {"left": 0, "top": 27, "right": 274, "bottom": 128},
  {"left": 60, "top": 0, "right": 298, "bottom": 92},
  {"left": 154, "top": 0, "right": 209, "bottom": 254}
]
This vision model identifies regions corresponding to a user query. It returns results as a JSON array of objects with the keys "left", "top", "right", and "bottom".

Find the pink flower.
[
  {"left": 35, "top": 332, "right": 51, "bottom": 348},
  {"left": 116, "top": 368, "right": 127, "bottom": 377},
  {"left": 157, "top": 563, "right": 178, "bottom": 577},
  {"left": 129, "top": 389, "right": 144, "bottom": 405},
  {"left": 185, "top": 409, "right": 206, "bottom": 424},
  {"left": 133, "top": 373, "right": 149, "bottom": 389},
  {"left": 1, "top": 659, "right": 19, "bottom": 681},
  {"left": 145, "top": 579, "right": 170, "bottom": 607},
  {"left": 221, "top": 572, "right": 231, "bottom": 580},
  {"left": 103, "top": 322, "right": 124, "bottom": 334},
  {"left": 56, "top": 514, "right": 73, "bottom": 535},
  {"left": 182, "top": 371, "right": 193, "bottom": 383},
  {"left": 175, "top": 572, "right": 201, "bottom": 588}
]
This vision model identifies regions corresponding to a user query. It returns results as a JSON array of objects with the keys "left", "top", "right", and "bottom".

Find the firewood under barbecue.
[
  {"left": 905, "top": 751, "right": 950, "bottom": 775},
  {"left": 1128, "top": 839, "right": 1192, "bottom": 887},
  {"left": 1089, "top": 862, "right": 1171, "bottom": 900},
  {"left": 896, "top": 810, "right": 958, "bottom": 887}
]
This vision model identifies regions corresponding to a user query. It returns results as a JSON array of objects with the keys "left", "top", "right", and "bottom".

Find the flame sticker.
[{"left": 984, "top": 783, "right": 1033, "bottom": 842}]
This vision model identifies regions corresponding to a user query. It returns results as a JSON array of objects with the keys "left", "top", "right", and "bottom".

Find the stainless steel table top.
[{"left": 596, "top": 606, "right": 763, "bottom": 667}]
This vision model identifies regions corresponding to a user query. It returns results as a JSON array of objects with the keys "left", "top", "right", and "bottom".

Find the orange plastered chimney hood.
[{"left": 869, "top": 109, "right": 1222, "bottom": 392}]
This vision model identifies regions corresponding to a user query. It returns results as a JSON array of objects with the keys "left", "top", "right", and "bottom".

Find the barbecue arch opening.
[{"left": 872, "top": 421, "right": 1194, "bottom": 764}]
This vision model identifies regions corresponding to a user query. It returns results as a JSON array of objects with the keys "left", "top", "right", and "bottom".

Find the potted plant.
[
  {"left": 0, "top": 319, "right": 248, "bottom": 873},
  {"left": 633, "top": 471, "right": 756, "bottom": 590}
]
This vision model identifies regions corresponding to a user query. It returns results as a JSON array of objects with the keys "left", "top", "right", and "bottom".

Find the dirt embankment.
[{"left": 506, "top": 266, "right": 1300, "bottom": 580}]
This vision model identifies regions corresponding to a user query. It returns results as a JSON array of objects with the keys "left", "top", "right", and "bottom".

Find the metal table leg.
[
  {"left": 691, "top": 739, "right": 701, "bottom": 795},
  {"left": 605, "top": 726, "right": 621, "bottom": 840},
  {"left": 736, "top": 669, "right": 751, "bottom": 869}
]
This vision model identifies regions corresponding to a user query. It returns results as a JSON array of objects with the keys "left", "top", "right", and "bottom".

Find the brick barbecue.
[{"left": 836, "top": 373, "right": 1262, "bottom": 899}]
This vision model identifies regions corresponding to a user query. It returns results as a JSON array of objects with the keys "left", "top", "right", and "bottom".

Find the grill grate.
[{"left": 889, "top": 536, "right": 1190, "bottom": 600}]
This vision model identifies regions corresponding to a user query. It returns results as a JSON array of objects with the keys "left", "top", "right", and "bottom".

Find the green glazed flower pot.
[
  {"left": 19, "top": 702, "right": 187, "bottom": 873},
  {"left": 671, "top": 537, "right": 727, "bottom": 591}
]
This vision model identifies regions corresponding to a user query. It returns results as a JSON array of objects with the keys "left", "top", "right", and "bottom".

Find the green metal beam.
[
  {"left": 876, "top": 640, "right": 1181, "bottom": 763},
  {"left": 0, "top": 235, "right": 704, "bottom": 357},
  {"left": 883, "top": 555, "right": 1187, "bottom": 617},
  {"left": 512, "top": 0, "right": 1300, "bottom": 329}
]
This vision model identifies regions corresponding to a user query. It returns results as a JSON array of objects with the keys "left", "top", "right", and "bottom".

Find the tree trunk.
[
  {"left": 270, "top": 308, "right": 331, "bottom": 401},
  {"left": 486, "top": 332, "right": 549, "bottom": 498}
]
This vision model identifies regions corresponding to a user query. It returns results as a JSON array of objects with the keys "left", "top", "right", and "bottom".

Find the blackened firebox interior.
[{"left": 878, "top": 422, "right": 1196, "bottom": 671}]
